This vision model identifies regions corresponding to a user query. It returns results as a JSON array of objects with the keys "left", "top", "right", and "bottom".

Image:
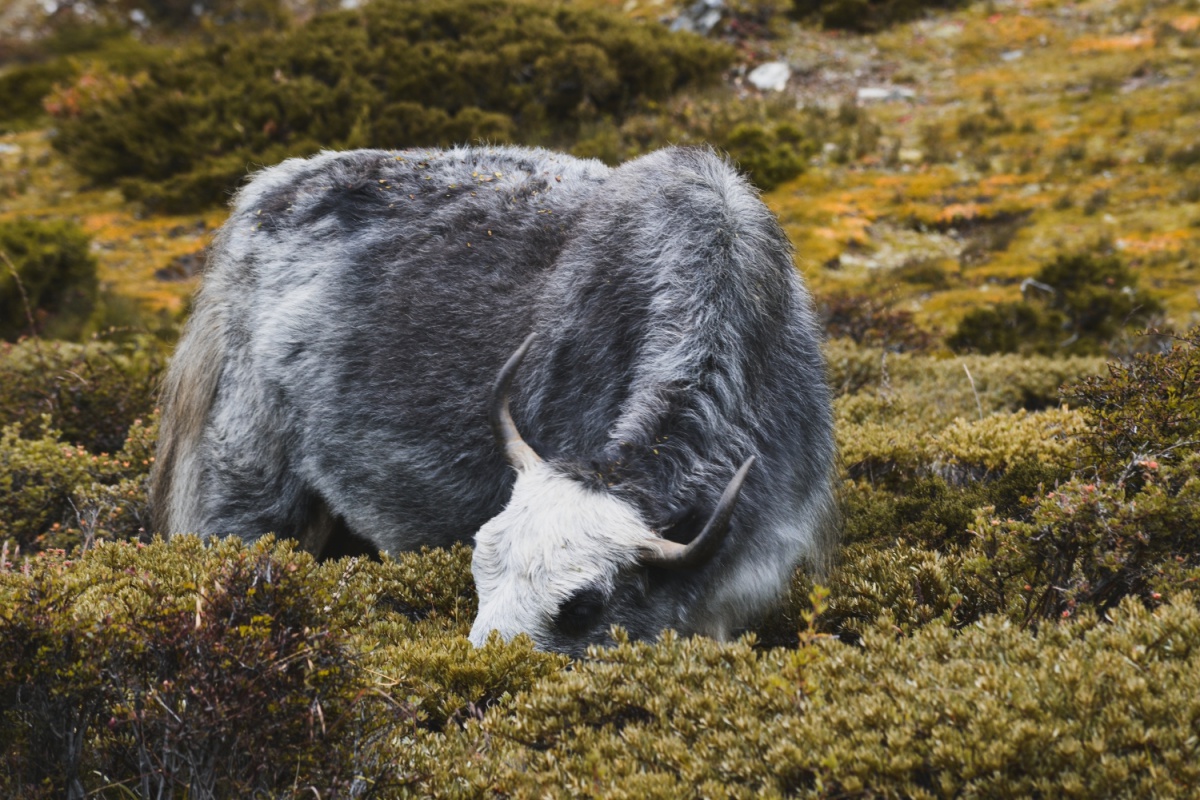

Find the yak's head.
[{"left": 468, "top": 336, "right": 753, "bottom": 657}]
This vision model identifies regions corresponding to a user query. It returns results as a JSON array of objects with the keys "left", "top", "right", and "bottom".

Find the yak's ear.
[
  {"left": 639, "top": 457, "right": 755, "bottom": 571},
  {"left": 659, "top": 504, "right": 706, "bottom": 546}
]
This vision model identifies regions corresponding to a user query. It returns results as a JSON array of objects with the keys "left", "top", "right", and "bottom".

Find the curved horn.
[
  {"left": 639, "top": 456, "right": 756, "bottom": 570},
  {"left": 490, "top": 333, "right": 542, "bottom": 472}
]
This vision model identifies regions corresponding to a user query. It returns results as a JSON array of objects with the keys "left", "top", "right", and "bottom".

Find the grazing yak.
[{"left": 151, "top": 145, "right": 836, "bottom": 656}]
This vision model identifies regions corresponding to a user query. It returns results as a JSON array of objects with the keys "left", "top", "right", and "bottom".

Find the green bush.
[
  {"left": 0, "top": 537, "right": 393, "bottom": 797},
  {"left": 818, "top": 333, "right": 1200, "bottom": 636},
  {"left": 0, "top": 337, "right": 164, "bottom": 555},
  {"left": 6, "top": 539, "right": 1200, "bottom": 798},
  {"left": 961, "top": 467, "right": 1200, "bottom": 625},
  {"left": 946, "top": 300, "right": 1062, "bottom": 355},
  {"left": 948, "top": 251, "right": 1164, "bottom": 356},
  {"left": 0, "top": 219, "right": 98, "bottom": 341},
  {"left": 0, "top": 26, "right": 168, "bottom": 131},
  {"left": 0, "top": 537, "right": 565, "bottom": 798},
  {"left": 410, "top": 600, "right": 1200, "bottom": 798},
  {"left": 0, "top": 416, "right": 155, "bottom": 553},
  {"left": 0, "top": 60, "right": 79, "bottom": 128},
  {"left": 0, "top": 336, "right": 168, "bottom": 453},
  {"left": 825, "top": 339, "right": 1104, "bottom": 441},
  {"left": 720, "top": 119, "right": 812, "bottom": 190},
  {"left": 50, "top": 0, "right": 734, "bottom": 212},
  {"left": 774, "top": 461, "right": 1200, "bottom": 641},
  {"left": 575, "top": 94, "right": 822, "bottom": 190},
  {"left": 820, "top": 292, "right": 935, "bottom": 352},
  {"left": 839, "top": 461, "right": 1059, "bottom": 548},
  {"left": 3, "top": 441, "right": 1200, "bottom": 795},
  {"left": 1063, "top": 328, "right": 1200, "bottom": 484},
  {"left": 793, "top": 0, "right": 970, "bottom": 32}
]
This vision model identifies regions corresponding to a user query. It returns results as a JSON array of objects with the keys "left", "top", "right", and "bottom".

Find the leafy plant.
[
  {"left": 49, "top": 0, "right": 734, "bottom": 213},
  {"left": 0, "top": 336, "right": 168, "bottom": 453},
  {"left": 820, "top": 292, "right": 935, "bottom": 352},
  {"left": 1064, "top": 328, "right": 1200, "bottom": 484},
  {"left": 949, "top": 251, "right": 1163, "bottom": 356},
  {"left": 793, "top": 0, "right": 971, "bottom": 32},
  {"left": 0, "top": 220, "right": 98, "bottom": 341},
  {"left": 0, "top": 416, "right": 155, "bottom": 552},
  {"left": 0, "top": 537, "right": 396, "bottom": 797}
]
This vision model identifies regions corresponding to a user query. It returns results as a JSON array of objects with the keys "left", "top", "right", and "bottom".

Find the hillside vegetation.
[{"left": 2, "top": 0, "right": 1200, "bottom": 796}]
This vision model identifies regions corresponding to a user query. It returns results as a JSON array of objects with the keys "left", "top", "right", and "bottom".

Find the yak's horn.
[
  {"left": 639, "top": 456, "right": 756, "bottom": 570},
  {"left": 491, "top": 333, "right": 542, "bottom": 472}
]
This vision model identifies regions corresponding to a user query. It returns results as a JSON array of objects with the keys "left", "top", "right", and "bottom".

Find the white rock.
[
  {"left": 670, "top": 0, "right": 724, "bottom": 35},
  {"left": 856, "top": 86, "right": 917, "bottom": 103},
  {"left": 748, "top": 61, "right": 791, "bottom": 92}
]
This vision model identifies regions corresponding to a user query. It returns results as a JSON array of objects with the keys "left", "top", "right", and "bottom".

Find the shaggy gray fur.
[{"left": 152, "top": 145, "right": 836, "bottom": 654}]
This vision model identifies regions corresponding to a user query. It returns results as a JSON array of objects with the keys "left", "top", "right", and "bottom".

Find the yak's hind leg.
[
  {"left": 179, "top": 406, "right": 369, "bottom": 557},
  {"left": 180, "top": 375, "right": 317, "bottom": 547}
]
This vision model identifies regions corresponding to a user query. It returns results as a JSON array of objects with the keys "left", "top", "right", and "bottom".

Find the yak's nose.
[{"left": 468, "top": 613, "right": 517, "bottom": 648}]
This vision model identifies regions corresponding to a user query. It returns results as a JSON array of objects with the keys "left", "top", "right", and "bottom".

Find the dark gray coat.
[{"left": 152, "top": 145, "right": 835, "bottom": 654}]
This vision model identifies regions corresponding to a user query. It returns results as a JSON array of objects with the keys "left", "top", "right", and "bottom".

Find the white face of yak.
[
  {"left": 468, "top": 460, "right": 658, "bottom": 651},
  {"left": 471, "top": 334, "right": 748, "bottom": 654}
]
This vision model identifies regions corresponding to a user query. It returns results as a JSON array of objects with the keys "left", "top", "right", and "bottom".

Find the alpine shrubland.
[
  {"left": 5, "top": 328, "right": 1200, "bottom": 797},
  {"left": 3, "top": 0, "right": 1200, "bottom": 796}
]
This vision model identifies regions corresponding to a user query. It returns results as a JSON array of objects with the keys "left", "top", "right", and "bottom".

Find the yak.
[{"left": 150, "top": 145, "right": 836, "bottom": 656}]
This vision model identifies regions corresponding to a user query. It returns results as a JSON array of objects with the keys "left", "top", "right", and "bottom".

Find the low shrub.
[
  {"left": 1063, "top": 328, "right": 1200, "bottom": 484},
  {"left": 2, "top": 449, "right": 1198, "bottom": 795},
  {"left": 781, "top": 460, "right": 1200, "bottom": 641},
  {"left": 962, "top": 463, "right": 1200, "bottom": 625},
  {"left": 0, "top": 537, "right": 395, "bottom": 798},
  {"left": 721, "top": 119, "right": 811, "bottom": 190},
  {"left": 1168, "top": 143, "right": 1200, "bottom": 170},
  {"left": 820, "top": 292, "right": 935, "bottom": 353},
  {"left": 948, "top": 251, "right": 1164, "bottom": 356},
  {"left": 0, "top": 27, "right": 167, "bottom": 131},
  {"left": 0, "top": 416, "right": 155, "bottom": 553},
  {"left": 794, "top": 0, "right": 971, "bottom": 32},
  {"left": 825, "top": 338, "right": 1104, "bottom": 426},
  {"left": 575, "top": 94, "right": 822, "bottom": 190},
  {"left": 798, "top": 598, "right": 1200, "bottom": 797},
  {"left": 0, "top": 537, "right": 567, "bottom": 798},
  {"left": 838, "top": 460, "right": 1060, "bottom": 550},
  {"left": 9, "top": 538, "right": 1198, "bottom": 800},
  {"left": 0, "top": 335, "right": 168, "bottom": 453},
  {"left": 0, "top": 219, "right": 98, "bottom": 341},
  {"left": 49, "top": 0, "right": 734, "bottom": 212},
  {"left": 818, "top": 336, "right": 1200, "bottom": 638},
  {"left": 428, "top": 600, "right": 1200, "bottom": 798},
  {"left": 946, "top": 300, "right": 1062, "bottom": 355},
  {"left": 933, "top": 406, "right": 1086, "bottom": 476},
  {"left": 0, "top": 60, "right": 79, "bottom": 129},
  {"left": 893, "top": 255, "right": 955, "bottom": 288}
]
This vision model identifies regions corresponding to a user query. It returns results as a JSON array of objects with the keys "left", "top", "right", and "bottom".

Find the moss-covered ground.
[{"left": 765, "top": 0, "right": 1200, "bottom": 333}]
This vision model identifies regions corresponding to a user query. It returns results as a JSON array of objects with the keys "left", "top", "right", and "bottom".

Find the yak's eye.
[{"left": 554, "top": 587, "right": 606, "bottom": 634}]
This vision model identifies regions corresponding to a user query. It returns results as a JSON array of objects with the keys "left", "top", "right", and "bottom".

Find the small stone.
[
  {"left": 856, "top": 86, "right": 917, "bottom": 103},
  {"left": 748, "top": 62, "right": 791, "bottom": 93}
]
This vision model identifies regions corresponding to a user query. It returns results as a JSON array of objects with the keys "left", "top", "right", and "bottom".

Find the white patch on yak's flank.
[{"left": 469, "top": 462, "right": 653, "bottom": 647}]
